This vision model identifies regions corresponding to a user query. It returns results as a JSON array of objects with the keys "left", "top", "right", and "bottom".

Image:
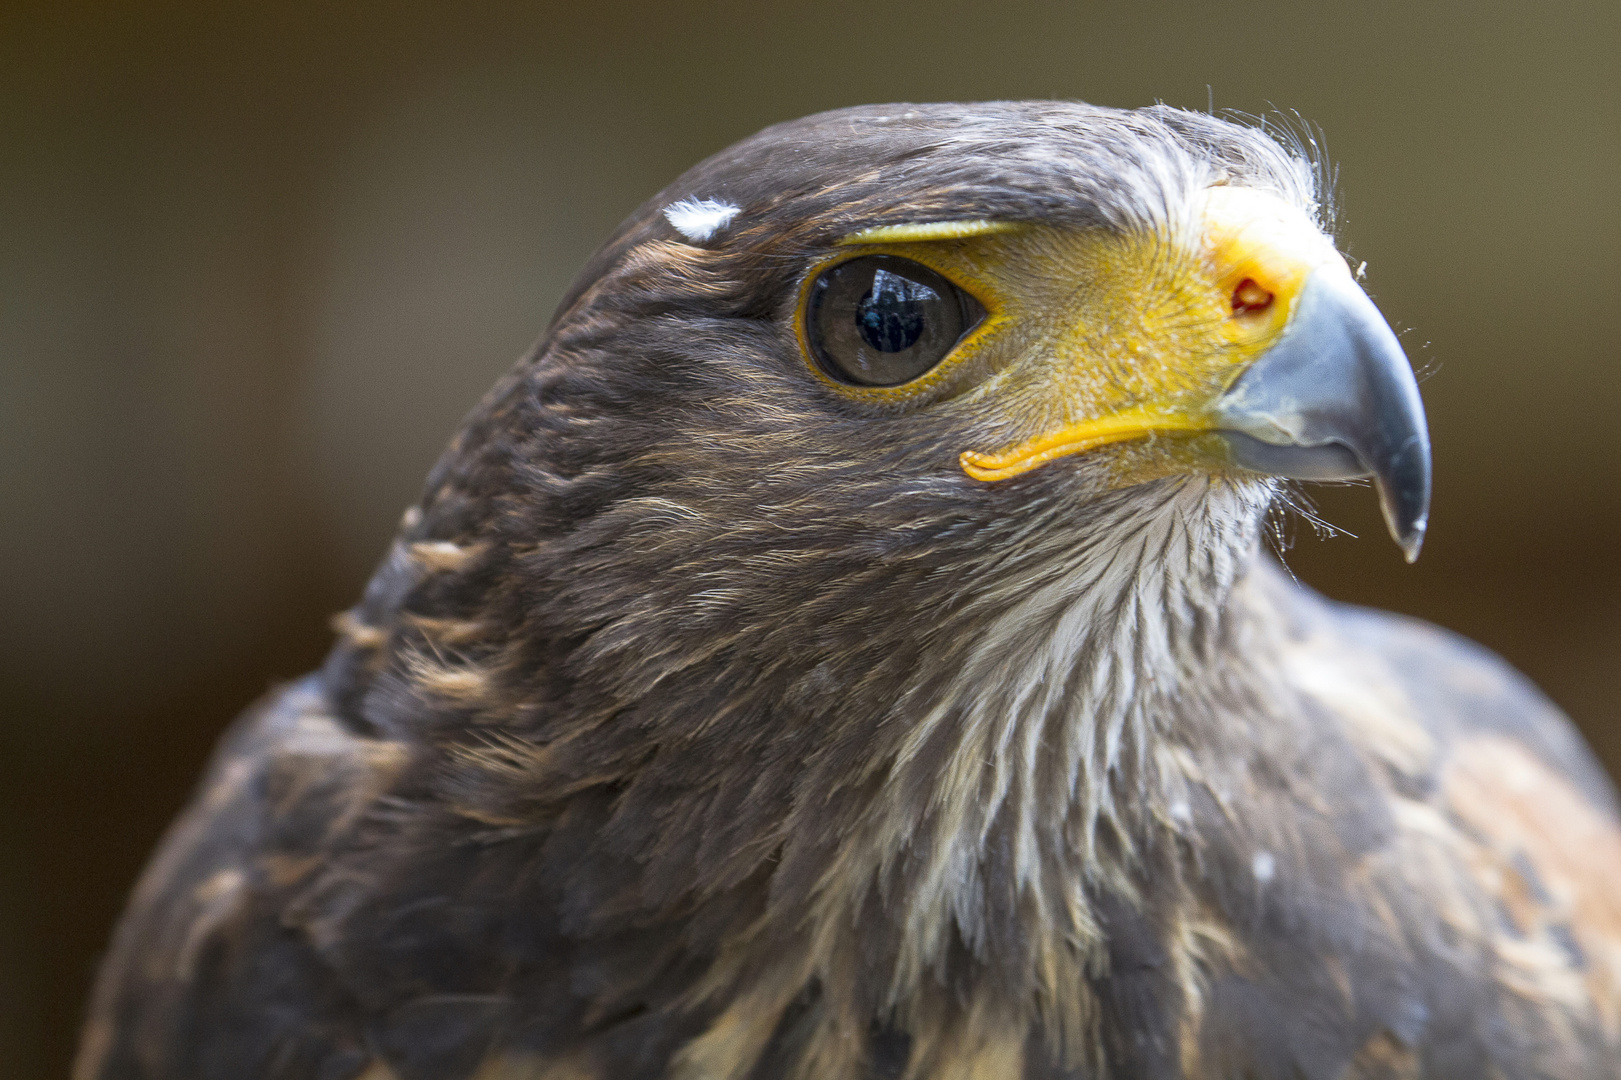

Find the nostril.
[{"left": 1232, "top": 278, "right": 1275, "bottom": 314}]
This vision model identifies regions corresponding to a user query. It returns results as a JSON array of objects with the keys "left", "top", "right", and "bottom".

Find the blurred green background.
[{"left": 1, "top": 0, "right": 1616, "bottom": 1073}]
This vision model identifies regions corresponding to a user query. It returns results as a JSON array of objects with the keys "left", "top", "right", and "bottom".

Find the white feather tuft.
[{"left": 663, "top": 197, "right": 741, "bottom": 242}]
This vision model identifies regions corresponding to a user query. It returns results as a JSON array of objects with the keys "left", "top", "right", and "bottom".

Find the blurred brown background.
[{"left": 1, "top": 0, "right": 1616, "bottom": 1074}]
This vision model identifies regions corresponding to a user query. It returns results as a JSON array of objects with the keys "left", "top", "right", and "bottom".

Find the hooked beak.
[{"left": 1214, "top": 267, "right": 1431, "bottom": 561}]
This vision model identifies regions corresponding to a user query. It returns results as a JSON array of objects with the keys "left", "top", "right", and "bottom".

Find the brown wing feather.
[
  {"left": 1327, "top": 577, "right": 1621, "bottom": 1049},
  {"left": 75, "top": 677, "right": 410, "bottom": 1080},
  {"left": 1443, "top": 734, "right": 1621, "bottom": 1038},
  {"left": 1195, "top": 564, "right": 1621, "bottom": 1079}
]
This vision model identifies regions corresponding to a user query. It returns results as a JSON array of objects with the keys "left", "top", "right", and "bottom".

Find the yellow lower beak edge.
[{"left": 959, "top": 409, "right": 1213, "bottom": 482}]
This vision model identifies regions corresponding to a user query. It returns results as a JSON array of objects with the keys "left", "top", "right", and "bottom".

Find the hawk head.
[{"left": 331, "top": 100, "right": 1426, "bottom": 729}]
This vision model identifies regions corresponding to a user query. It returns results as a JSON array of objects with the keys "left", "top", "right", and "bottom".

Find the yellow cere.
[{"left": 805, "top": 190, "right": 1347, "bottom": 488}]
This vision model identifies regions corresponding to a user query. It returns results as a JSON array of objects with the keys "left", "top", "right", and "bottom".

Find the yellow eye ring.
[{"left": 792, "top": 246, "right": 1008, "bottom": 408}]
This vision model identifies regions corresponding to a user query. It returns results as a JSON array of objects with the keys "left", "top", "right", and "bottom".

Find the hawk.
[{"left": 79, "top": 101, "right": 1621, "bottom": 1080}]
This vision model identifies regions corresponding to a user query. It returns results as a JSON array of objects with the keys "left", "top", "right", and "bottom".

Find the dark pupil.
[{"left": 856, "top": 269, "right": 935, "bottom": 353}]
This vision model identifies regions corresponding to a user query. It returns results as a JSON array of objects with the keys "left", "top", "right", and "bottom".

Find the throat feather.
[{"left": 760, "top": 479, "right": 1273, "bottom": 1071}]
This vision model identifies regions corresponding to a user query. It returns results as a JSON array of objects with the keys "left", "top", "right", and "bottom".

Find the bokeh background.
[{"left": 2, "top": 0, "right": 1617, "bottom": 1073}]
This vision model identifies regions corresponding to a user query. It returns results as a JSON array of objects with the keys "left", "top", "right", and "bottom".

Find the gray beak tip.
[
  {"left": 1397, "top": 520, "right": 1426, "bottom": 564},
  {"left": 1374, "top": 429, "right": 1432, "bottom": 563}
]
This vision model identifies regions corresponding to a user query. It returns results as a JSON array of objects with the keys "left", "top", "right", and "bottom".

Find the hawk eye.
[{"left": 805, "top": 255, "right": 985, "bottom": 387}]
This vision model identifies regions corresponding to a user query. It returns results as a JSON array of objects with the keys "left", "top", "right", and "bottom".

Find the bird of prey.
[{"left": 79, "top": 102, "right": 1621, "bottom": 1080}]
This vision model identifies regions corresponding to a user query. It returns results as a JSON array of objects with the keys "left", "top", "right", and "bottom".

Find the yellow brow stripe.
[{"left": 837, "top": 219, "right": 1024, "bottom": 245}]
